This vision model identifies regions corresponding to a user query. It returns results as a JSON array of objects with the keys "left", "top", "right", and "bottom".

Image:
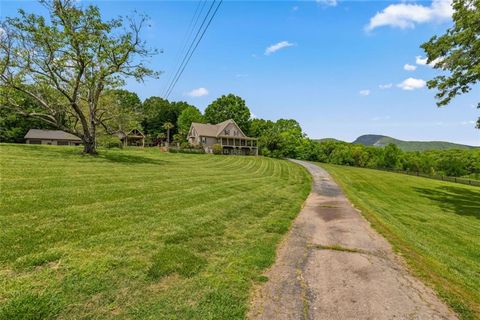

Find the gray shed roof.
[{"left": 24, "top": 129, "right": 82, "bottom": 141}]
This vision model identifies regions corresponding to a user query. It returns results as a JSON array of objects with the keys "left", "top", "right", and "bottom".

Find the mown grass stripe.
[{"left": 0, "top": 144, "right": 310, "bottom": 320}]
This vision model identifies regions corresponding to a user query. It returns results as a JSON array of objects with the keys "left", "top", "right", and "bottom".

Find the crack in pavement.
[{"left": 248, "top": 159, "right": 457, "bottom": 320}]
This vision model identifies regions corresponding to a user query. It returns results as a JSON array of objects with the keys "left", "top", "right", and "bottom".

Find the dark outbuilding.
[{"left": 24, "top": 129, "right": 82, "bottom": 146}]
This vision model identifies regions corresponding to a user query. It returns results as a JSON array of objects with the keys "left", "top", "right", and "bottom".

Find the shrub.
[
  {"left": 212, "top": 144, "right": 222, "bottom": 155},
  {"left": 96, "top": 135, "right": 122, "bottom": 149},
  {"left": 168, "top": 148, "right": 205, "bottom": 154}
]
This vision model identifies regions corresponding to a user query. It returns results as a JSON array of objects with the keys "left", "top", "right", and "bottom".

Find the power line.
[
  {"left": 164, "top": 0, "right": 223, "bottom": 100},
  {"left": 161, "top": 0, "right": 206, "bottom": 96},
  {"left": 164, "top": 0, "right": 217, "bottom": 99}
]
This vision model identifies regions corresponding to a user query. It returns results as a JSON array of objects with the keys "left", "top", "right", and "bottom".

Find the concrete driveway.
[{"left": 248, "top": 160, "right": 457, "bottom": 320}]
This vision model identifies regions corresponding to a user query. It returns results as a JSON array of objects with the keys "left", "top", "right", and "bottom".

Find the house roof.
[
  {"left": 190, "top": 122, "right": 221, "bottom": 137},
  {"left": 24, "top": 129, "right": 82, "bottom": 141},
  {"left": 190, "top": 119, "right": 251, "bottom": 138},
  {"left": 117, "top": 129, "right": 145, "bottom": 139}
]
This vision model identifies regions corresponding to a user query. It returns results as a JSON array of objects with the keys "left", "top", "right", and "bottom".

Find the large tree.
[
  {"left": 421, "top": 0, "right": 480, "bottom": 128},
  {"left": 0, "top": 0, "right": 158, "bottom": 154},
  {"left": 98, "top": 89, "right": 142, "bottom": 137},
  {"left": 249, "top": 118, "right": 274, "bottom": 137},
  {"left": 177, "top": 105, "right": 204, "bottom": 139},
  {"left": 141, "top": 97, "right": 190, "bottom": 140},
  {"left": 204, "top": 94, "right": 251, "bottom": 132},
  {"left": 0, "top": 88, "right": 56, "bottom": 142}
]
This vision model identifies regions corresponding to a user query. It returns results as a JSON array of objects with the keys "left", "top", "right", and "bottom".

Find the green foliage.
[
  {"left": 257, "top": 118, "right": 304, "bottom": 158},
  {"left": 421, "top": 0, "right": 480, "bottom": 126},
  {"left": 0, "top": 88, "right": 57, "bottom": 143},
  {"left": 320, "top": 163, "right": 480, "bottom": 318},
  {"left": 148, "top": 246, "right": 207, "bottom": 279},
  {"left": 96, "top": 134, "right": 123, "bottom": 149},
  {"left": 142, "top": 97, "right": 193, "bottom": 144},
  {"left": 99, "top": 89, "right": 143, "bottom": 136},
  {"left": 0, "top": 0, "right": 158, "bottom": 154},
  {"left": 177, "top": 106, "right": 205, "bottom": 138},
  {"left": 0, "top": 144, "right": 309, "bottom": 319},
  {"left": 168, "top": 147, "right": 205, "bottom": 154},
  {"left": 204, "top": 94, "right": 251, "bottom": 132},
  {"left": 382, "top": 144, "right": 402, "bottom": 169},
  {"left": 249, "top": 118, "right": 274, "bottom": 137},
  {"left": 310, "top": 140, "right": 480, "bottom": 178},
  {"left": 212, "top": 143, "right": 223, "bottom": 155}
]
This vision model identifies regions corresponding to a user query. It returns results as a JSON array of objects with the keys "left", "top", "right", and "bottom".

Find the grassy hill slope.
[
  {"left": 0, "top": 144, "right": 310, "bottom": 319},
  {"left": 353, "top": 134, "right": 476, "bottom": 151},
  {"left": 318, "top": 163, "right": 480, "bottom": 319}
]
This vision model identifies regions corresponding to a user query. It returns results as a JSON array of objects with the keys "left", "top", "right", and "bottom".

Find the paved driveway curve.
[{"left": 248, "top": 160, "right": 457, "bottom": 320}]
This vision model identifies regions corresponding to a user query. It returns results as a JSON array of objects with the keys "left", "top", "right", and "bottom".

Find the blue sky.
[{"left": 1, "top": 0, "right": 479, "bottom": 145}]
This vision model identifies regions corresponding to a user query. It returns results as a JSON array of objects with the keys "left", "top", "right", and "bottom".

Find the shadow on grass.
[
  {"left": 99, "top": 152, "right": 167, "bottom": 165},
  {"left": 414, "top": 186, "right": 480, "bottom": 219},
  {"left": 4, "top": 144, "right": 168, "bottom": 165}
]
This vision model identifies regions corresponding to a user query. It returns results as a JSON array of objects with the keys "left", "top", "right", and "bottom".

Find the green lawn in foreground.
[
  {"left": 0, "top": 144, "right": 310, "bottom": 319},
  {"left": 317, "top": 163, "right": 480, "bottom": 320}
]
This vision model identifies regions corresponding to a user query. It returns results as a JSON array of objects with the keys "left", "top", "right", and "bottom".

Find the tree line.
[{"left": 2, "top": 85, "right": 479, "bottom": 178}]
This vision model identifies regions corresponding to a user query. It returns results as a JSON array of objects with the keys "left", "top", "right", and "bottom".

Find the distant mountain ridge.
[{"left": 352, "top": 134, "right": 476, "bottom": 151}]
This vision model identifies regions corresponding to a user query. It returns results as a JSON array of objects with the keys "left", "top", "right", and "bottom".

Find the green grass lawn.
[
  {"left": 317, "top": 163, "right": 480, "bottom": 320},
  {"left": 0, "top": 144, "right": 310, "bottom": 319}
]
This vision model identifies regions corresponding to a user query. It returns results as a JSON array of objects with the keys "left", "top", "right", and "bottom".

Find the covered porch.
[{"left": 219, "top": 136, "right": 258, "bottom": 156}]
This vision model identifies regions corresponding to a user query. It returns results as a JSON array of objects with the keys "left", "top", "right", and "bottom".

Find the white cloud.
[
  {"left": 292, "top": 6, "right": 299, "bottom": 11},
  {"left": 415, "top": 56, "right": 428, "bottom": 65},
  {"left": 316, "top": 0, "right": 337, "bottom": 6},
  {"left": 365, "top": 0, "right": 452, "bottom": 31},
  {"left": 379, "top": 83, "right": 393, "bottom": 89},
  {"left": 404, "top": 63, "right": 417, "bottom": 71},
  {"left": 186, "top": 87, "right": 208, "bottom": 97},
  {"left": 461, "top": 120, "right": 475, "bottom": 125},
  {"left": 235, "top": 73, "right": 248, "bottom": 78},
  {"left": 372, "top": 115, "right": 391, "bottom": 121},
  {"left": 416, "top": 55, "right": 443, "bottom": 67},
  {"left": 359, "top": 89, "right": 371, "bottom": 96},
  {"left": 397, "top": 77, "right": 426, "bottom": 90},
  {"left": 264, "top": 41, "right": 295, "bottom": 55}
]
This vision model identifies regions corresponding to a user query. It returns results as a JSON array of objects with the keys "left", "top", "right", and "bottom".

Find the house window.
[
  {"left": 224, "top": 129, "right": 230, "bottom": 135},
  {"left": 201, "top": 137, "right": 207, "bottom": 144}
]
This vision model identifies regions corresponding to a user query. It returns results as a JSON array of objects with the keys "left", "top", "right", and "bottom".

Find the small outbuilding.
[
  {"left": 117, "top": 129, "right": 145, "bottom": 147},
  {"left": 24, "top": 129, "right": 82, "bottom": 146}
]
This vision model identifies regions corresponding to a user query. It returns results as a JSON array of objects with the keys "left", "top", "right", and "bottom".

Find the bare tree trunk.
[
  {"left": 82, "top": 130, "right": 97, "bottom": 155},
  {"left": 83, "top": 139, "right": 97, "bottom": 155}
]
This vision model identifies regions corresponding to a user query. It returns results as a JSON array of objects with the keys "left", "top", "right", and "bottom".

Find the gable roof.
[
  {"left": 190, "top": 119, "right": 249, "bottom": 138},
  {"left": 190, "top": 122, "right": 220, "bottom": 137},
  {"left": 24, "top": 129, "right": 82, "bottom": 141},
  {"left": 117, "top": 129, "right": 145, "bottom": 139}
]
